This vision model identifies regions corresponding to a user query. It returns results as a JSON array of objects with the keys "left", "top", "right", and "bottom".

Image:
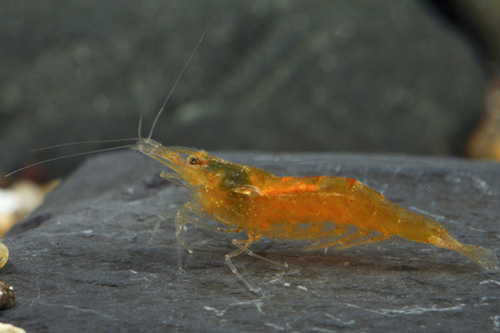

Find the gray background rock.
[
  {"left": 1, "top": 152, "right": 499, "bottom": 331},
  {"left": 0, "top": 0, "right": 487, "bottom": 178}
]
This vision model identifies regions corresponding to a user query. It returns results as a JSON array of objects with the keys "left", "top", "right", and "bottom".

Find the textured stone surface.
[
  {"left": 1, "top": 151, "right": 499, "bottom": 332},
  {"left": 0, "top": 0, "right": 486, "bottom": 178}
]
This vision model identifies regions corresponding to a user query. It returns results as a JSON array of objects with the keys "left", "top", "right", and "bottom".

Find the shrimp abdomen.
[
  {"left": 252, "top": 176, "right": 498, "bottom": 270},
  {"left": 320, "top": 177, "right": 499, "bottom": 270}
]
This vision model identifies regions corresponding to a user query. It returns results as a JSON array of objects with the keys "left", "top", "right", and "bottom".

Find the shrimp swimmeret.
[{"left": 135, "top": 138, "right": 499, "bottom": 292}]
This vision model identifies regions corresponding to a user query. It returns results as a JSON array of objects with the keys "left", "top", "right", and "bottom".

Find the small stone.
[{"left": 0, "top": 282, "right": 15, "bottom": 310}]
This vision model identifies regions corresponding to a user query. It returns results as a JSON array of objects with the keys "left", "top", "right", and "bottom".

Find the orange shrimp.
[{"left": 135, "top": 138, "right": 499, "bottom": 292}]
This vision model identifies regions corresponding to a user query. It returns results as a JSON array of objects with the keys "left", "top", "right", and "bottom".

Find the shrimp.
[{"left": 135, "top": 138, "right": 499, "bottom": 292}]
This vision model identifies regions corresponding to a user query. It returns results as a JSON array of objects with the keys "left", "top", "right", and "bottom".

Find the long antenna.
[
  {"left": 31, "top": 138, "right": 138, "bottom": 152},
  {"left": 138, "top": 14, "right": 159, "bottom": 141},
  {"left": 5, "top": 144, "right": 134, "bottom": 177},
  {"left": 147, "top": 16, "right": 215, "bottom": 140}
]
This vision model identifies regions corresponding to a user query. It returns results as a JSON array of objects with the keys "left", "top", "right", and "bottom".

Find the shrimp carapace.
[{"left": 134, "top": 138, "right": 499, "bottom": 291}]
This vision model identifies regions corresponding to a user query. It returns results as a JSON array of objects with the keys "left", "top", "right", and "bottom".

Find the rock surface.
[
  {"left": 0, "top": 0, "right": 487, "bottom": 178},
  {"left": 1, "top": 151, "right": 499, "bottom": 332}
]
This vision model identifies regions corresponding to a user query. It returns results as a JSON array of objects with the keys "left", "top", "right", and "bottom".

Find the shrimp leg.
[
  {"left": 231, "top": 237, "right": 288, "bottom": 268},
  {"left": 175, "top": 202, "right": 237, "bottom": 243},
  {"left": 175, "top": 203, "right": 251, "bottom": 273},
  {"left": 225, "top": 232, "right": 288, "bottom": 293},
  {"left": 151, "top": 207, "right": 179, "bottom": 241},
  {"left": 225, "top": 233, "right": 262, "bottom": 293},
  {"left": 174, "top": 205, "right": 193, "bottom": 273}
]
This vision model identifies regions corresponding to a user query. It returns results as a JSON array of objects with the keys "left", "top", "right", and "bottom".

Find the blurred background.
[{"left": 1, "top": 0, "right": 500, "bottom": 231}]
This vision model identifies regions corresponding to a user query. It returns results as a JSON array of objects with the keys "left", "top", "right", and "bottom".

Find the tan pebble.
[
  {"left": 0, "top": 322, "right": 26, "bottom": 333},
  {"left": 0, "top": 243, "right": 8, "bottom": 269}
]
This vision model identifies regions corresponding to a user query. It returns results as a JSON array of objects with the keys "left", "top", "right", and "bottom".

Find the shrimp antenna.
[
  {"left": 147, "top": 16, "right": 215, "bottom": 140},
  {"left": 138, "top": 13, "right": 160, "bottom": 141},
  {"left": 5, "top": 144, "right": 134, "bottom": 177},
  {"left": 31, "top": 138, "right": 139, "bottom": 152}
]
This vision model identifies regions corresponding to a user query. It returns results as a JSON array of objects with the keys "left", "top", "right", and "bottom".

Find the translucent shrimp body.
[{"left": 135, "top": 138, "right": 499, "bottom": 290}]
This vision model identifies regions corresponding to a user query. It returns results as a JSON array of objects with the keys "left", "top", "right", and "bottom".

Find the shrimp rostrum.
[{"left": 135, "top": 138, "right": 499, "bottom": 291}]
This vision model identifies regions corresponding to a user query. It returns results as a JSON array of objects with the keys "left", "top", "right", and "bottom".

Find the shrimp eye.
[{"left": 187, "top": 155, "right": 201, "bottom": 165}]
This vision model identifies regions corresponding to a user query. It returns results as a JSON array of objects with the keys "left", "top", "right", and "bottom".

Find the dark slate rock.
[
  {"left": 1, "top": 151, "right": 499, "bottom": 332},
  {"left": 0, "top": 0, "right": 486, "bottom": 178}
]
